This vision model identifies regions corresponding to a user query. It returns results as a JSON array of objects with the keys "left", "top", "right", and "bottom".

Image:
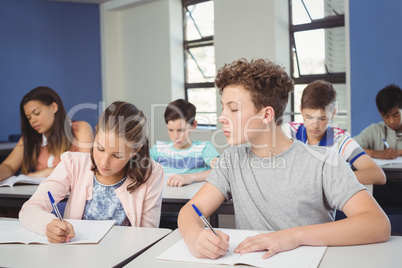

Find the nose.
[
  {"left": 100, "top": 155, "right": 110, "bottom": 168},
  {"left": 218, "top": 113, "right": 229, "bottom": 125},
  {"left": 174, "top": 131, "right": 181, "bottom": 140}
]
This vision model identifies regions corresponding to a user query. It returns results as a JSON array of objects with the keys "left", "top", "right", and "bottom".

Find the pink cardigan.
[{"left": 19, "top": 152, "right": 164, "bottom": 235}]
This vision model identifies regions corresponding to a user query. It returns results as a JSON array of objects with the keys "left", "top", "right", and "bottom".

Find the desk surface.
[
  {"left": 126, "top": 229, "right": 402, "bottom": 268},
  {"left": 0, "top": 224, "right": 171, "bottom": 268},
  {"left": 0, "top": 180, "right": 205, "bottom": 201}
]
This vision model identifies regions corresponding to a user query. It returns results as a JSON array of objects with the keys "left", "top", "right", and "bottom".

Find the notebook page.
[{"left": 0, "top": 221, "right": 38, "bottom": 244}]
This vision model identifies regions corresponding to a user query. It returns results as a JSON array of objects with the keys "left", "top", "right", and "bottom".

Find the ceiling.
[{"left": 45, "top": 0, "right": 111, "bottom": 4}]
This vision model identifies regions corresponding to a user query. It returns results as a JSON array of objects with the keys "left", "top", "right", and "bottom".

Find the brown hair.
[
  {"left": 215, "top": 58, "right": 294, "bottom": 125},
  {"left": 164, "top": 99, "right": 196, "bottom": 125},
  {"left": 90, "top": 101, "right": 152, "bottom": 193},
  {"left": 20, "top": 86, "right": 73, "bottom": 174},
  {"left": 301, "top": 80, "right": 336, "bottom": 111}
]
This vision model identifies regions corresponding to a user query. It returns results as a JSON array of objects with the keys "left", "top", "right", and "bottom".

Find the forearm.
[
  {"left": 353, "top": 168, "right": 386, "bottom": 185},
  {"left": 28, "top": 167, "right": 54, "bottom": 178},
  {"left": 178, "top": 203, "right": 206, "bottom": 241},
  {"left": 363, "top": 149, "right": 379, "bottom": 158},
  {"left": 0, "top": 164, "right": 16, "bottom": 181},
  {"left": 295, "top": 211, "right": 390, "bottom": 247}
]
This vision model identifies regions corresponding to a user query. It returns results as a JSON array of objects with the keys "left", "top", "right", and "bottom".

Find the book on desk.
[
  {"left": 156, "top": 229, "right": 327, "bottom": 268},
  {"left": 0, "top": 174, "right": 46, "bottom": 187},
  {"left": 0, "top": 219, "right": 115, "bottom": 244}
]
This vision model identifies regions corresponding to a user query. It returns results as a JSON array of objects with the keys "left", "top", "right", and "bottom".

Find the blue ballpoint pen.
[
  {"left": 192, "top": 204, "right": 229, "bottom": 253},
  {"left": 383, "top": 139, "right": 390, "bottom": 149},
  {"left": 48, "top": 191, "right": 63, "bottom": 221}
]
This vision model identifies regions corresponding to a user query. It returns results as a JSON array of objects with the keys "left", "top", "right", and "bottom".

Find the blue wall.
[
  {"left": 350, "top": 0, "right": 402, "bottom": 135},
  {"left": 0, "top": 0, "right": 102, "bottom": 141}
]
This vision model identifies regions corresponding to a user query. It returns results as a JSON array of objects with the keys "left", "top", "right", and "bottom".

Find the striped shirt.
[
  {"left": 150, "top": 140, "right": 220, "bottom": 174},
  {"left": 283, "top": 122, "right": 366, "bottom": 168}
]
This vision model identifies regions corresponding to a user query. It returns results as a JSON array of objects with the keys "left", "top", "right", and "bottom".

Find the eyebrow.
[{"left": 220, "top": 100, "right": 239, "bottom": 105}]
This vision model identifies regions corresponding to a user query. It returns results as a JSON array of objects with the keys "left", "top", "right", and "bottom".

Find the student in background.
[
  {"left": 0, "top": 86, "right": 93, "bottom": 181},
  {"left": 19, "top": 102, "right": 164, "bottom": 243},
  {"left": 283, "top": 80, "right": 385, "bottom": 185},
  {"left": 354, "top": 84, "right": 402, "bottom": 159},
  {"left": 178, "top": 58, "right": 390, "bottom": 259},
  {"left": 150, "top": 99, "right": 219, "bottom": 187}
]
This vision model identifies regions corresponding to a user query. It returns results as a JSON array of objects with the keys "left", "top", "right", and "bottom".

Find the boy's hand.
[
  {"left": 378, "top": 148, "right": 398, "bottom": 159},
  {"left": 166, "top": 174, "right": 193, "bottom": 187},
  {"left": 46, "top": 219, "right": 75, "bottom": 243},
  {"left": 186, "top": 229, "right": 230, "bottom": 259},
  {"left": 234, "top": 229, "right": 300, "bottom": 259}
]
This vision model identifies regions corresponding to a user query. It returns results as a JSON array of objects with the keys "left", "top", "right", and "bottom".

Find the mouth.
[
  {"left": 223, "top": 130, "right": 231, "bottom": 137},
  {"left": 33, "top": 125, "right": 40, "bottom": 131},
  {"left": 99, "top": 166, "right": 110, "bottom": 173}
]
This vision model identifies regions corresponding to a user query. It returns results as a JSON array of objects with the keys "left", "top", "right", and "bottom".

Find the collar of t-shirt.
[{"left": 296, "top": 124, "right": 334, "bottom": 146}]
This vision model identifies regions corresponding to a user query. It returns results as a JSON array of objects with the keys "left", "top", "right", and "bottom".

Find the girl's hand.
[
  {"left": 46, "top": 219, "right": 75, "bottom": 243},
  {"left": 234, "top": 229, "right": 301, "bottom": 259},
  {"left": 185, "top": 229, "right": 230, "bottom": 259},
  {"left": 166, "top": 174, "right": 193, "bottom": 187}
]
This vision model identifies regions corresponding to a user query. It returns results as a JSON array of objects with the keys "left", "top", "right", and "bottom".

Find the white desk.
[
  {"left": 126, "top": 229, "right": 402, "bottom": 268},
  {"left": 0, "top": 224, "right": 171, "bottom": 268}
]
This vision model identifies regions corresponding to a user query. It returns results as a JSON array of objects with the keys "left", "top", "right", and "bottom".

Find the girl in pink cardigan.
[{"left": 19, "top": 102, "right": 164, "bottom": 243}]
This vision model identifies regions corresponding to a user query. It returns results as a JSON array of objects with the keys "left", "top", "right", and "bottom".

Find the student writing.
[
  {"left": 0, "top": 86, "right": 93, "bottom": 181},
  {"left": 283, "top": 80, "right": 385, "bottom": 185},
  {"left": 178, "top": 58, "right": 390, "bottom": 260},
  {"left": 19, "top": 101, "right": 164, "bottom": 243},
  {"left": 354, "top": 84, "right": 402, "bottom": 159},
  {"left": 150, "top": 99, "right": 219, "bottom": 187}
]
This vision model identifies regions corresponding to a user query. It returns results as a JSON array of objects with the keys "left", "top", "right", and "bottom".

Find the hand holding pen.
[
  {"left": 191, "top": 204, "right": 230, "bottom": 258},
  {"left": 46, "top": 191, "right": 75, "bottom": 243}
]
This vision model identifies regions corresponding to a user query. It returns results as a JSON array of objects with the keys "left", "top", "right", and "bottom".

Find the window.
[
  {"left": 288, "top": 0, "right": 347, "bottom": 130},
  {"left": 183, "top": 0, "right": 216, "bottom": 126}
]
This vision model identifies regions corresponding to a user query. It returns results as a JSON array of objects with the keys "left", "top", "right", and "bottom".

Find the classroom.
[{"left": 1, "top": 0, "right": 402, "bottom": 267}]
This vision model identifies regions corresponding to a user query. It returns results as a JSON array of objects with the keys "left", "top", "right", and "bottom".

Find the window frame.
[
  {"left": 288, "top": 0, "right": 346, "bottom": 121},
  {"left": 182, "top": 0, "right": 216, "bottom": 127}
]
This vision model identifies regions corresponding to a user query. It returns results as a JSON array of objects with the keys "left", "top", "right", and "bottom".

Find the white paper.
[
  {"left": 156, "top": 229, "right": 327, "bottom": 268},
  {"left": 0, "top": 219, "right": 115, "bottom": 244}
]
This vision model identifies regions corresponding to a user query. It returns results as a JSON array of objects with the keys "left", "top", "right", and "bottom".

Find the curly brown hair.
[{"left": 215, "top": 58, "right": 294, "bottom": 125}]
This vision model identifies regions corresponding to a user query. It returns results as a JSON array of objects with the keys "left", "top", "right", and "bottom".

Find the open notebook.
[
  {"left": 0, "top": 219, "right": 115, "bottom": 244},
  {"left": 0, "top": 174, "right": 46, "bottom": 187},
  {"left": 156, "top": 229, "right": 327, "bottom": 268}
]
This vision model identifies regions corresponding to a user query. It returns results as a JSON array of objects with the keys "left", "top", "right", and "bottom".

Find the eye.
[
  {"left": 97, "top": 146, "right": 105, "bottom": 152},
  {"left": 114, "top": 154, "right": 123, "bottom": 159}
]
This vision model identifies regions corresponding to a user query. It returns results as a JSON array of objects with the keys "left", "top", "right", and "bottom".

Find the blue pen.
[
  {"left": 383, "top": 139, "right": 390, "bottom": 149},
  {"left": 48, "top": 191, "right": 63, "bottom": 221},
  {"left": 192, "top": 204, "right": 229, "bottom": 253}
]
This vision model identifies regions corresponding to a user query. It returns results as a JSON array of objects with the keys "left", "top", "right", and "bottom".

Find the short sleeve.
[
  {"left": 202, "top": 141, "right": 220, "bottom": 166},
  {"left": 321, "top": 151, "right": 366, "bottom": 211},
  {"left": 206, "top": 149, "right": 233, "bottom": 201}
]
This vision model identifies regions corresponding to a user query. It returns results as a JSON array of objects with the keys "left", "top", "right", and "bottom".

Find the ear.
[
  {"left": 262, "top": 106, "right": 275, "bottom": 125},
  {"left": 191, "top": 120, "right": 198, "bottom": 129},
  {"left": 51, "top": 102, "right": 58, "bottom": 114}
]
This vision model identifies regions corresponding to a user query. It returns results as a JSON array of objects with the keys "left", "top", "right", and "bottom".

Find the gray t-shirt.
[
  {"left": 354, "top": 121, "right": 402, "bottom": 151},
  {"left": 207, "top": 140, "right": 365, "bottom": 231}
]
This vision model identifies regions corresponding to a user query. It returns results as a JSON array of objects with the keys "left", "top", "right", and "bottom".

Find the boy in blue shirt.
[{"left": 150, "top": 99, "right": 219, "bottom": 187}]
